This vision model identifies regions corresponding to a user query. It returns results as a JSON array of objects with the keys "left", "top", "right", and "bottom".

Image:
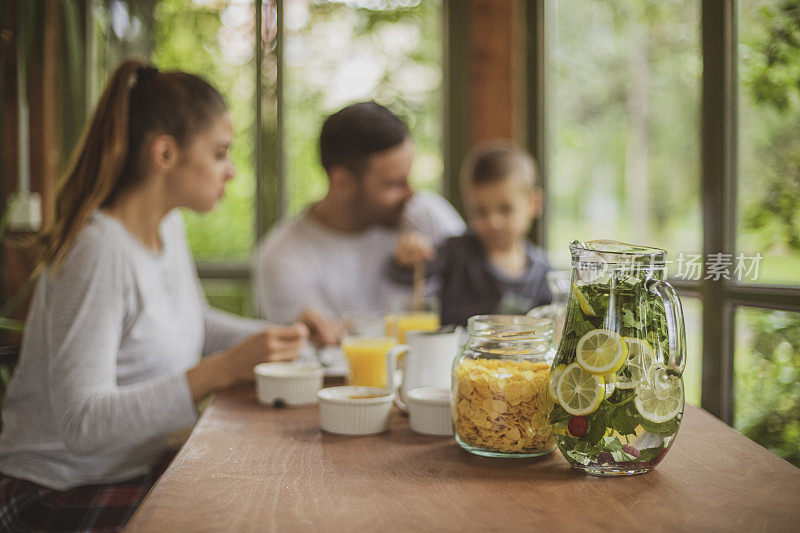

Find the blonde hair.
[
  {"left": 459, "top": 140, "right": 537, "bottom": 195},
  {"left": 31, "top": 59, "right": 226, "bottom": 273}
]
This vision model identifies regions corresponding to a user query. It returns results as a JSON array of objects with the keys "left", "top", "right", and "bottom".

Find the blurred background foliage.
[
  {"left": 738, "top": 0, "right": 800, "bottom": 284},
  {"left": 736, "top": 309, "right": 800, "bottom": 466},
  {"left": 549, "top": 0, "right": 701, "bottom": 269},
  {"left": 736, "top": 0, "right": 800, "bottom": 466},
  {"left": 152, "top": 0, "right": 256, "bottom": 261}
]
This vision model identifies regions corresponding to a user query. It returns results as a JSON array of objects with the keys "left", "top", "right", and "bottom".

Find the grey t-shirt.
[
  {"left": 253, "top": 192, "right": 465, "bottom": 322},
  {"left": 0, "top": 210, "right": 264, "bottom": 490}
]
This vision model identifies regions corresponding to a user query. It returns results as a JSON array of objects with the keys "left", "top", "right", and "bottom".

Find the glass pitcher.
[{"left": 549, "top": 240, "right": 686, "bottom": 476}]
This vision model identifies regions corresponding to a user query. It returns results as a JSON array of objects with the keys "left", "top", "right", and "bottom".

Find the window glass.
[
  {"left": 284, "top": 0, "right": 443, "bottom": 214},
  {"left": 682, "top": 296, "right": 702, "bottom": 406},
  {"left": 153, "top": 0, "right": 256, "bottom": 261},
  {"left": 734, "top": 307, "right": 800, "bottom": 467},
  {"left": 202, "top": 279, "right": 253, "bottom": 317},
  {"left": 737, "top": 0, "right": 800, "bottom": 285},
  {"left": 548, "top": 1, "right": 701, "bottom": 267}
]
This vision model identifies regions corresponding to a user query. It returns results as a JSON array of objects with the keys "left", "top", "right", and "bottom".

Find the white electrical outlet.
[{"left": 8, "top": 191, "right": 41, "bottom": 232}]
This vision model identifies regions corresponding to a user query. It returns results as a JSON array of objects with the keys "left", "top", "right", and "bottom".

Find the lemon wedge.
[
  {"left": 616, "top": 337, "right": 656, "bottom": 389},
  {"left": 572, "top": 283, "right": 596, "bottom": 317},
  {"left": 556, "top": 363, "right": 605, "bottom": 416},
  {"left": 634, "top": 367, "right": 684, "bottom": 423},
  {"left": 576, "top": 329, "right": 628, "bottom": 375}
]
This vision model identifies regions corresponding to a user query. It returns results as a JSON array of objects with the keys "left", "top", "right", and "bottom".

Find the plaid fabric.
[{"left": 0, "top": 450, "right": 176, "bottom": 533}]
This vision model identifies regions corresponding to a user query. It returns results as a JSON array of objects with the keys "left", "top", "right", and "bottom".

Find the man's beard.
[
  {"left": 351, "top": 194, "right": 407, "bottom": 229},
  {"left": 374, "top": 205, "right": 405, "bottom": 228}
]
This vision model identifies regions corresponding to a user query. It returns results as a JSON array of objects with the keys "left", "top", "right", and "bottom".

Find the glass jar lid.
[
  {"left": 467, "top": 314, "right": 553, "bottom": 341},
  {"left": 465, "top": 315, "right": 554, "bottom": 360}
]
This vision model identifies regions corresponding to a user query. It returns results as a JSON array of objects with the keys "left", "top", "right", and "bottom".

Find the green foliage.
[
  {"left": 549, "top": 0, "right": 702, "bottom": 267},
  {"left": 739, "top": 0, "right": 800, "bottom": 282},
  {"left": 735, "top": 309, "right": 800, "bottom": 467},
  {"left": 734, "top": 1, "right": 800, "bottom": 467},
  {"left": 151, "top": 0, "right": 256, "bottom": 261}
]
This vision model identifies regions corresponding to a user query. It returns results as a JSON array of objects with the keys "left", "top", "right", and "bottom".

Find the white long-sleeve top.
[{"left": 0, "top": 210, "right": 264, "bottom": 490}]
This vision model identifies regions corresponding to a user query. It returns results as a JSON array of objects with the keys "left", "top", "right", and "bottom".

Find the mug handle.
[
  {"left": 645, "top": 279, "right": 686, "bottom": 378},
  {"left": 386, "top": 344, "right": 410, "bottom": 411}
]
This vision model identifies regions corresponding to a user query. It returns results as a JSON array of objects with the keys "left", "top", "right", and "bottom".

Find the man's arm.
[
  {"left": 252, "top": 239, "right": 339, "bottom": 346},
  {"left": 254, "top": 243, "right": 316, "bottom": 322}
]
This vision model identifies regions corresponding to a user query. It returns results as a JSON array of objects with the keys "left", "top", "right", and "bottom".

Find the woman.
[{"left": 0, "top": 59, "right": 323, "bottom": 531}]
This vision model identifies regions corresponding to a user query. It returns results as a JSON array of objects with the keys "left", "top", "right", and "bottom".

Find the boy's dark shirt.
[{"left": 388, "top": 233, "right": 552, "bottom": 326}]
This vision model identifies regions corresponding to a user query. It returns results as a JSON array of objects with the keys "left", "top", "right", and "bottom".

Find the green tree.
[
  {"left": 740, "top": 0, "right": 800, "bottom": 260},
  {"left": 735, "top": 309, "right": 800, "bottom": 467},
  {"left": 735, "top": 0, "right": 800, "bottom": 467},
  {"left": 152, "top": 0, "right": 256, "bottom": 261}
]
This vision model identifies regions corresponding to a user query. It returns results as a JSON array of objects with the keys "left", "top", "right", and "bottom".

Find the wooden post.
[
  {"left": 444, "top": 0, "right": 526, "bottom": 214},
  {"left": 468, "top": 0, "right": 523, "bottom": 146},
  {"left": 1, "top": 1, "right": 61, "bottom": 338}
]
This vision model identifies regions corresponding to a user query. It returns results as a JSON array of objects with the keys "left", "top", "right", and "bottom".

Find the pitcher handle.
[
  {"left": 645, "top": 279, "right": 686, "bottom": 377},
  {"left": 386, "top": 344, "right": 410, "bottom": 411}
]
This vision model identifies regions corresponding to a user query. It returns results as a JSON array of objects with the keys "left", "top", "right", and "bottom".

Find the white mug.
[{"left": 385, "top": 327, "right": 462, "bottom": 412}]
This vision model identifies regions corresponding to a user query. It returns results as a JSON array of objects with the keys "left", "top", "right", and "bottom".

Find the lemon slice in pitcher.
[
  {"left": 576, "top": 329, "right": 627, "bottom": 375},
  {"left": 572, "top": 283, "right": 596, "bottom": 317},
  {"left": 549, "top": 364, "right": 567, "bottom": 401},
  {"left": 635, "top": 367, "right": 684, "bottom": 423},
  {"left": 616, "top": 337, "right": 656, "bottom": 389},
  {"left": 556, "top": 363, "right": 605, "bottom": 416}
]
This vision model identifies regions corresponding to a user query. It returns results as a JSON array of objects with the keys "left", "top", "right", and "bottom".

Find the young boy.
[{"left": 388, "top": 141, "right": 552, "bottom": 326}]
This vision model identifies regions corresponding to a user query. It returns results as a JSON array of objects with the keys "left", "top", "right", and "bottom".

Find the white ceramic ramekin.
[
  {"left": 407, "top": 387, "right": 453, "bottom": 436},
  {"left": 317, "top": 386, "right": 393, "bottom": 435},
  {"left": 254, "top": 362, "right": 324, "bottom": 407}
]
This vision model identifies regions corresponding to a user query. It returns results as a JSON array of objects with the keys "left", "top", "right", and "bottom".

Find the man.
[{"left": 253, "top": 102, "right": 464, "bottom": 341}]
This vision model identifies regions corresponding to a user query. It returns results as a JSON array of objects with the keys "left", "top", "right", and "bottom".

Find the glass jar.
[{"left": 452, "top": 315, "right": 556, "bottom": 458}]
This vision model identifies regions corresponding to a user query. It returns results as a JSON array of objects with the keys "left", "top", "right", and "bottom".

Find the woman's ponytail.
[{"left": 34, "top": 59, "right": 144, "bottom": 272}]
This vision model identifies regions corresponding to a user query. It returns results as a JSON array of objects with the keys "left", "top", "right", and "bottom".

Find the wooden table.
[{"left": 126, "top": 387, "right": 800, "bottom": 532}]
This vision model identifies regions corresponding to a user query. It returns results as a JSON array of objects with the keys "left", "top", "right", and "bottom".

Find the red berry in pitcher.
[
  {"left": 622, "top": 444, "right": 640, "bottom": 458},
  {"left": 567, "top": 416, "right": 589, "bottom": 437}
]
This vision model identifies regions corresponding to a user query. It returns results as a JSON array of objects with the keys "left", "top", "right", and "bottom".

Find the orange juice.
[
  {"left": 395, "top": 311, "right": 440, "bottom": 343},
  {"left": 342, "top": 337, "right": 396, "bottom": 387}
]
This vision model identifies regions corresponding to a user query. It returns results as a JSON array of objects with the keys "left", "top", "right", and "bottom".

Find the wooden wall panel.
[
  {"left": 468, "top": 0, "right": 521, "bottom": 146},
  {"left": 1, "top": 1, "right": 61, "bottom": 336}
]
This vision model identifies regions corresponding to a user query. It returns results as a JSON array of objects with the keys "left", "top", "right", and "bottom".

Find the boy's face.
[{"left": 464, "top": 178, "right": 540, "bottom": 251}]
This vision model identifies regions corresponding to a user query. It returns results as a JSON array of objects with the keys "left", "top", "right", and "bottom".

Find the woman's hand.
[
  {"left": 394, "top": 232, "right": 434, "bottom": 267},
  {"left": 297, "top": 308, "right": 341, "bottom": 348},
  {"left": 223, "top": 323, "right": 309, "bottom": 382},
  {"left": 186, "top": 323, "right": 309, "bottom": 401}
]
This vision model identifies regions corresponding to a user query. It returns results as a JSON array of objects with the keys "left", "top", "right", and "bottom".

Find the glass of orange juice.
[
  {"left": 342, "top": 313, "right": 396, "bottom": 388},
  {"left": 384, "top": 296, "right": 441, "bottom": 343}
]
